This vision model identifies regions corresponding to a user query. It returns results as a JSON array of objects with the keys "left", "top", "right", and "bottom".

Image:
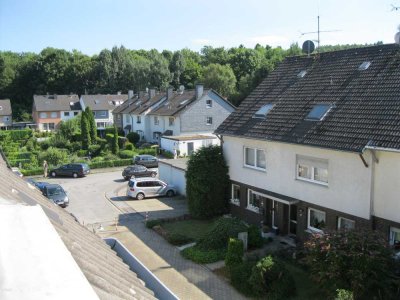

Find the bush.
[
  {"left": 230, "top": 261, "right": 257, "bottom": 297},
  {"left": 118, "top": 136, "right": 127, "bottom": 149},
  {"left": 21, "top": 167, "right": 43, "bottom": 176},
  {"left": 304, "top": 229, "right": 399, "bottom": 299},
  {"left": 186, "top": 145, "right": 230, "bottom": 219},
  {"left": 88, "top": 158, "right": 131, "bottom": 169},
  {"left": 166, "top": 233, "right": 194, "bottom": 246},
  {"left": 137, "top": 148, "right": 157, "bottom": 156},
  {"left": 161, "top": 150, "right": 174, "bottom": 159},
  {"left": 225, "top": 238, "right": 243, "bottom": 268},
  {"left": 38, "top": 147, "right": 68, "bottom": 166},
  {"left": 88, "top": 144, "right": 101, "bottom": 157},
  {"left": 197, "top": 217, "right": 248, "bottom": 250},
  {"left": 9, "top": 129, "right": 32, "bottom": 140},
  {"left": 39, "top": 140, "right": 51, "bottom": 150},
  {"left": 127, "top": 132, "right": 140, "bottom": 144},
  {"left": 118, "top": 150, "right": 135, "bottom": 159},
  {"left": 336, "top": 289, "right": 354, "bottom": 300},
  {"left": 248, "top": 225, "right": 263, "bottom": 248},
  {"left": 248, "top": 255, "right": 296, "bottom": 299},
  {"left": 181, "top": 246, "right": 226, "bottom": 264},
  {"left": 125, "top": 142, "right": 134, "bottom": 151},
  {"left": 76, "top": 149, "right": 88, "bottom": 157},
  {"left": 49, "top": 134, "right": 70, "bottom": 149},
  {"left": 146, "top": 219, "right": 163, "bottom": 228}
]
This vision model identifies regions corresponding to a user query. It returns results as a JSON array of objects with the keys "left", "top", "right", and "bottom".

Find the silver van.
[{"left": 126, "top": 178, "right": 176, "bottom": 200}]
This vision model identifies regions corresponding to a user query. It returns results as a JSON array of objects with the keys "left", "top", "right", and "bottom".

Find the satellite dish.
[
  {"left": 395, "top": 32, "right": 400, "bottom": 44},
  {"left": 302, "top": 40, "right": 315, "bottom": 55}
]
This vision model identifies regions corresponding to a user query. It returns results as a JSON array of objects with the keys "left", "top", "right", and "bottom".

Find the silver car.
[{"left": 126, "top": 178, "right": 176, "bottom": 200}]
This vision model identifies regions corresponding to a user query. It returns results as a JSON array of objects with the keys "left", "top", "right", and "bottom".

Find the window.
[
  {"left": 390, "top": 227, "right": 400, "bottom": 246},
  {"left": 202, "top": 139, "right": 213, "bottom": 147},
  {"left": 247, "top": 190, "right": 263, "bottom": 213},
  {"left": 48, "top": 123, "right": 55, "bottom": 130},
  {"left": 297, "top": 155, "right": 328, "bottom": 185},
  {"left": 305, "top": 104, "right": 332, "bottom": 121},
  {"left": 338, "top": 217, "right": 355, "bottom": 230},
  {"left": 39, "top": 112, "right": 48, "bottom": 118},
  {"left": 206, "top": 99, "right": 212, "bottom": 108},
  {"left": 206, "top": 117, "right": 212, "bottom": 125},
  {"left": 253, "top": 104, "right": 274, "bottom": 119},
  {"left": 50, "top": 112, "right": 57, "bottom": 118},
  {"left": 125, "top": 114, "right": 130, "bottom": 122},
  {"left": 231, "top": 184, "right": 240, "bottom": 205},
  {"left": 297, "top": 70, "right": 307, "bottom": 78},
  {"left": 74, "top": 112, "right": 78, "bottom": 116},
  {"left": 154, "top": 116, "right": 159, "bottom": 125},
  {"left": 358, "top": 61, "right": 371, "bottom": 71},
  {"left": 64, "top": 112, "right": 70, "bottom": 117},
  {"left": 96, "top": 122, "right": 106, "bottom": 128},
  {"left": 3, "top": 116, "right": 9, "bottom": 121},
  {"left": 137, "top": 116, "right": 141, "bottom": 124},
  {"left": 169, "top": 117, "right": 174, "bottom": 126},
  {"left": 98, "top": 111, "right": 107, "bottom": 117},
  {"left": 244, "top": 147, "right": 266, "bottom": 170},
  {"left": 308, "top": 208, "right": 326, "bottom": 232}
]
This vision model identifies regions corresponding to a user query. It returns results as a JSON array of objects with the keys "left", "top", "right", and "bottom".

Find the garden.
[{"left": 0, "top": 109, "right": 157, "bottom": 176}]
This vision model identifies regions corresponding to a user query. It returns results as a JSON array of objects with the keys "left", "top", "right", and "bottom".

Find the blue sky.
[{"left": 1, "top": 0, "right": 399, "bottom": 55}]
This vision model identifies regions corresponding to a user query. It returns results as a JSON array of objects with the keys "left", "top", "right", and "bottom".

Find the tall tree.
[
  {"left": 80, "top": 110, "right": 91, "bottom": 149},
  {"left": 85, "top": 107, "right": 96, "bottom": 143},
  {"left": 170, "top": 51, "right": 186, "bottom": 88},
  {"left": 201, "top": 63, "right": 237, "bottom": 98},
  {"left": 111, "top": 125, "right": 119, "bottom": 154}
]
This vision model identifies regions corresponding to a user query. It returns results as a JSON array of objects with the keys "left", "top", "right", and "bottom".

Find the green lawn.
[{"left": 161, "top": 218, "right": 219, "bottom": 241}]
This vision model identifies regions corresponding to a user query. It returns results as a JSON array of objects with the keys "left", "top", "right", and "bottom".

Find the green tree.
[
  {"left": 201, "top": 63, "right": 237, "bottom": 98},
  {"left": 111, "top": 125, "right": 119, "bottom": 154},
  {"left": 80, "top": 110, "right": 91, "bottom": 149},
  {"left": 170, "top": 51, "right": 186, "bottom": 88},
  {"left": 186, "top": 145, "right": 230, "bottom": 219},
  {"left": 85, "top": 107, "right": 97, "bottom": 143}
]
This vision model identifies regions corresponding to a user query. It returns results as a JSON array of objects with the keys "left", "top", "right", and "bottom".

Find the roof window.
[
  {"left": 297, "top": 70, "right": 307, "bottom": 78},
  {"left": 179, "top": 99, "right": 189, "bottom": 106},
  {"left": 358, "top": 61, "right": 371, "bottom": 71},
  {"left": 69, "top": 102, "right": 74, "bottom": 106},
  {"left": 305, "top": 104, "right": 332, "bottom": 121},
  {"left": 253, "top": 104, "right": 274, "bottom": 119}
]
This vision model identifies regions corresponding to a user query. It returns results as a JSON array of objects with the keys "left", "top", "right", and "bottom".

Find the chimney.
[
  {"left": 149, "top": 88, "right": 156, "bottom": 100},
  {"left": 178, "top": 85, "right": 184, "bottom": 94},
  {"left": 117, "top": 91, "right": 121, "bottom": 95},
  {"left": 195, "top": 84, "right": 204, "bottom": 100},
  {"left": 167, "top": 87, "right": 173, "bottom": 100},
  {"left": 128, "top": 90, "right": 134, "bottom": 99}
]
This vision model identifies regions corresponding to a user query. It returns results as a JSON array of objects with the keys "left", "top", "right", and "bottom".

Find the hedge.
[
  {"left": 9, "top": 158, "right": 31, "bottom": 167},
  {"left": 137, "top": 148, "right": 157, "bottom": 156},
  {"left": 181, "top": 246, "right": 226, "bottom": 264},
  {"left": 21, "top": 168, "right": 43, "bottom": 176},
  {"left": 88, "top": 158, "right": 132, "bottom": 169},
  {"left": 225, "top": 238, "right": 244, "bottom": 268}
]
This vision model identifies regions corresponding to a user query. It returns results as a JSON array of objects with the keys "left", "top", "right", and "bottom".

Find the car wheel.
[
  {"left": 151, "top": 173, "right": 156, "bottom": 177},
  {"left": 124, "top": 176, "right": 130, "bottom": 181},
  {"left": 72, "top": 172, "right": 78, "bottom": 178},
  {"left": 136, "top": 193, "right": 145, "bottom": 200},
  {"left": 51, "top": 171, "right": 56, "bottom": 177},
  {"left": 166, "top": 190, "right": 175, "bottom": 197}
]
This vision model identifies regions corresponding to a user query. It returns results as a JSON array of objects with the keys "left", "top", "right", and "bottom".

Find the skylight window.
[
  {"left": 180, "top": 99, "right": 189, "bottom": 106},
  {"left": 297, "top": 70, "right": 307, "bottom": 78},
  {"left": 305, "top": 104, "right": 332, "bottom": 121},
  {"left": 358, "top": 61, "right": 371, "bottom": 71},
  {"left": 253, "top": 104, "right": 274, "bottom": 119},
  {"left": 136, "top": 101, "right": 142, "bottom": 106}
]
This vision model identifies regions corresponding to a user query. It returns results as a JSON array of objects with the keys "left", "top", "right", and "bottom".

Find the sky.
[{"left": 0, "top": 0, "right": 400, "bottom": 55}]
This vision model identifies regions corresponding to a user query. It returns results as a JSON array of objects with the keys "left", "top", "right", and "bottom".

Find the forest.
[{"left": 0, "top": 42, "right": 378, "bottom": 120}]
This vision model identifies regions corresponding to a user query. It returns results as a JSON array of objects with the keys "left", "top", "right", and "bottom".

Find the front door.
[
  {"left": 187, "top": 142, "right": 194, "bottom": 155},
  {"left": 264, "top": 199, "right": 290, "bottom": 235}
]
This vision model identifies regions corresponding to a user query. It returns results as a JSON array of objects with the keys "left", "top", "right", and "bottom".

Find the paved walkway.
[{"left": 101, "top": 186, "right": 247, "bottom": 300}]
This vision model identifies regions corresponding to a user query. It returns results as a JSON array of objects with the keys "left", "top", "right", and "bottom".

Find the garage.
[{"left": 158, "top": 158, "right": 188, "bottom": 196}]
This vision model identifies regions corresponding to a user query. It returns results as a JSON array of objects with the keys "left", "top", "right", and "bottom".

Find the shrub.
[
  {"left": 162, "top": 150, "right": 174, "bottom": 159},
  {"left": 49, "top": 134, "right": 71, "bottom": 149},
  {"left": 197, "top": 217, "right": 248, "bottom": 250},
  {"left": 21, "top": 167, "right": 43, "bottom": 176},
  {"left": 230, "top": 261, "right": 257, "bottom": 297},
  {"left": 225, "top": 238, "right": 244, "bottom": 268},
  {"left": 76, "top": 149, "right": 88, "bottom": 157},
  {"left": 118, "top": 136, "right": 127, "bottom": 149},
  {"left": 105, "top": 133, "right": 114, "bottom": 144},
  {"left": 137, "top": 148, "right": 157, "bottom": 156},
  {"left": 186, "top": 145, "right": 230, "bottom": 219},
  {"left": 38, "top": 147, "right": 68, "bottom": 166},
  {"left": 336, "top": 289, "right": 354, "bottom": 300},
  {"left": 248, "top": 225, "right": 263, "bottom": 249},
  {"left": 146, "top": 219, "right": 163, "bottom": 228},
  {"left": 127, "top": 132, "right": 140, "bottom": 144},
  {"left": 9, "top": 129, "right": 32, "bottom": 140},
  {"left": 304, "top": 229, "right": 399, "bottom": 299},
  {"left": 118, "top": 150, "right": 135, "bottom": 159},
  {"left": 181, "top": 246, "right": 226, "bottom": 264},
  {"left": 39, "top": 140, "right": 51, "bottom": 150},
  {"left": 125, "top": 142, "right": 134, "bottom": 151},
  {"left": 88, "top": 158, "right": 131, "bottom": 169},
  {"left": 166, "top": 233, "right": 194, "bottom": 246},
  {"left": 70, "top": 141, "right": 83, "bottom": 152},
  {"left": 88, "top": 144, "right": 101, "bottom": 157}
]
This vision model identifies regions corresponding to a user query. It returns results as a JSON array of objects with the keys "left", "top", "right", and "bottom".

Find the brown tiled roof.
[
  {"left": 81, "top": 94, "right": 128, "bottom": 111},
  {"left": 216, "top": 44, "right": 400, "bottom": 152},
  {"left": 33, "top": 95, "right": 81, "bottom": 112},
  {"left": 0, "top": 99, "right": 12, "bottom": 115},
  {"left": 0, "top": 158, "right": 156, "bottom": 299}
]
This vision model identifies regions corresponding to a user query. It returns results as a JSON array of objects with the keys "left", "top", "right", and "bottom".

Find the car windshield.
[{"left": 48, "top": 187, "right": 63, "bottom": 196}]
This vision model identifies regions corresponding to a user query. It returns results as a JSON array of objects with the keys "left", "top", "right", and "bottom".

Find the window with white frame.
[
  {"left": 231, "top": 184, "right": 240, "bottom": 205},
  {"left": 48, "top": 123, "right": 55, "bottom": 130},
  {"left": 338, "top": 217, "right": 355, "bottom": 230},
  {"left": 50, "top": 112, "right": 57, "bottom": 118},
  {"left": 297, "top": 155, "right": 328, "bottom": 185},
  {"left": 206, "top": 99, "right": 212, "bottom": 108},
  {"left": 308, "top": 208, "right": 326, "bottom": 232},
  {"left": 206, "top": 117, "right": 212, "bottom": 125},
  {"left": 96, "top": 122, "right": 106, "bottom": 128},
  {"left": 3, "top": 116, "right": 9, "bottom": 121},
  {"left": 64, "top": 112, "right": 70, "bottom": 117},
  {"left": 202, "top": 139, "right": 213, "bottom": 147},
  {"left": 244, "top": 147, "right": 266, "bottom": 170},
  {"left": 39, "top": 112, "right": 48, "bottom": 118},
  {"left": 98, "top": 110, "right": 107, "bottom": 117},
  {"left": 169, "top": 117, "right": 174, "bottom": 126},
  {"left": 137, "top": 116, "right": 141, "bottom": 123},
  {"left": 247, "top": 190, "right": 263, "bottom": 213},
  {"left": 390, "top": 227, "right": 400, "bottom": 246},
  {"left": 154, "top": 116, "right": 159, "bottom": 125}
]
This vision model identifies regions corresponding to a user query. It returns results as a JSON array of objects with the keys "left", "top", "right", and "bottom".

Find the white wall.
[
  {"left": 60, "top": 111, "right": 80, "bottom": 121},
  {"left": 161, "top": 136, "right": 219, "bottom": 156},
  {"left": 223, "top": 136, "right": 373, "bottom": 219},
  {"left": 158, "top": 163, "right": 186, "bottom": 196},
  {"left": 373, "top": 151, "right": 400, "bottom": 223}
]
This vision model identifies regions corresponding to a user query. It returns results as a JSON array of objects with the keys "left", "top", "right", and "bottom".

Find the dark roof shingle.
[{"left": 33, "top": 95, "right": 81, "bottom": 112}]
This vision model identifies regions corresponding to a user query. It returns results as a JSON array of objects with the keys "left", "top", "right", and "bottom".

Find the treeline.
[{"left": 0, "top": 43, "right": 376, "bottom": 120}]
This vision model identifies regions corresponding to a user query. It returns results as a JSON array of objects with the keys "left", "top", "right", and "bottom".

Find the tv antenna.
[{"left": 300, "top": 15, "right": 341, "bottom": 49}]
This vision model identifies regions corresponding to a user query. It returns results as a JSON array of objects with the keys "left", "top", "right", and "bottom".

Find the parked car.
[
  {"left": 126, "top": 178, "right": 176, "bottom": 200},
  {"left": 133, "top": 155, "right": 158, "bottom": 168},
  {"left": 122, "top": 165, "right": 157, "bottom": 180},
  {"left": 42, "top": 184, "right": 69, "bottom": 208},
  {"left": 49, "top": 163, "right": 90, "bottom": 178},
  {"left": 25, "top": 178, "right": 49, "bottom": 191}
]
